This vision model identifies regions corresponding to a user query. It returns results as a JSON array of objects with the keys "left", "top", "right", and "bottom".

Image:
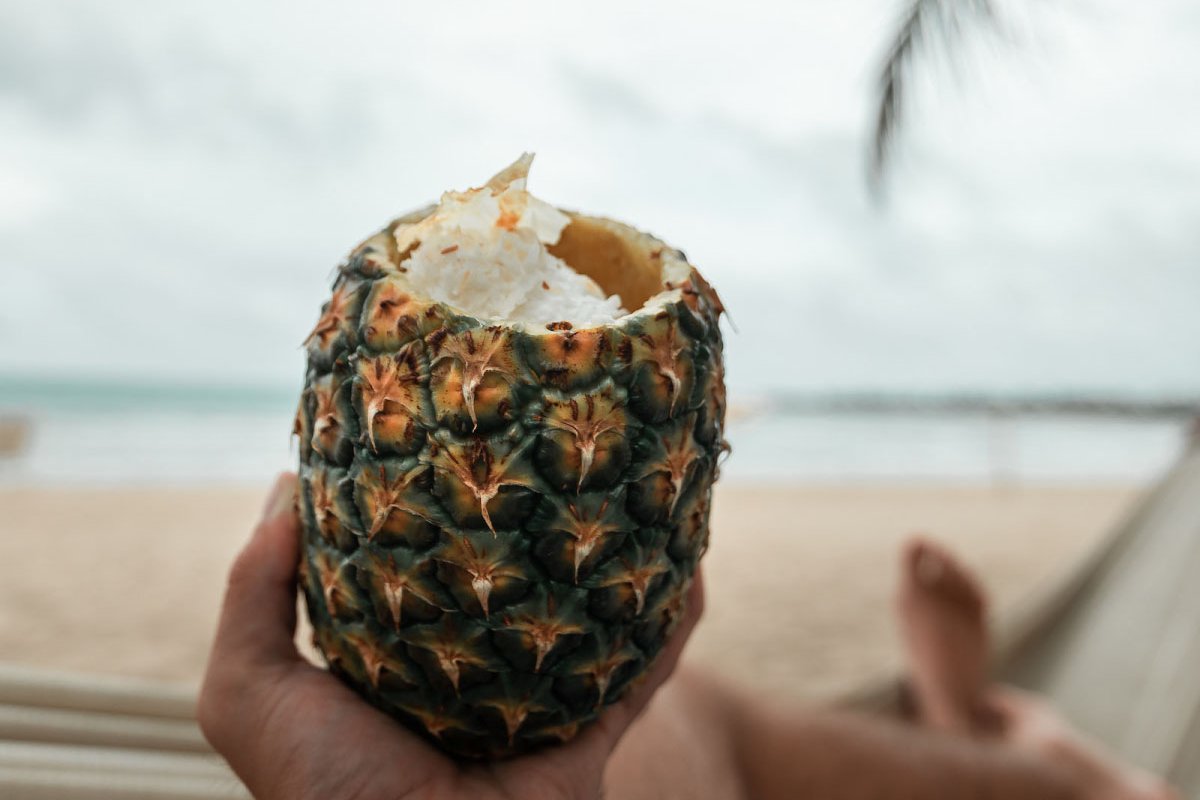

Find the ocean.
[{"left": 0, "top": 380, "right": 1191, "bottom": 486}]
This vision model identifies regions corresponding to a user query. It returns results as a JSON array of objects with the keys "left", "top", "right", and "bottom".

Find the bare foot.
[
  {"left": 895, "top": 536, "right": 1178, "bottom": 800},
  {"left": 894, "top": 536, "right": 990, "bottom": 733}
]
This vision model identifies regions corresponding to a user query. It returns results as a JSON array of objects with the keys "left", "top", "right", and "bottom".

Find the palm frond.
[{"left": 869, "top": 0, "right": 997, "bottom": 193}]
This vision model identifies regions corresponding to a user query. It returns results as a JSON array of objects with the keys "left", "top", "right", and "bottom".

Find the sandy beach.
[{"left": 0, "top": 481, "right": 1141, "bottom": 704}]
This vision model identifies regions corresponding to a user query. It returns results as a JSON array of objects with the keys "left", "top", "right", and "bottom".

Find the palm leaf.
[{"left": 870, "top": 0, "right": 997, "bottom": 191}]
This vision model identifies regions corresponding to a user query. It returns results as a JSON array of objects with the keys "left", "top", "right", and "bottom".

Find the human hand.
[{"left": 198, "top": 473, "right": 705, "bottom": 800}]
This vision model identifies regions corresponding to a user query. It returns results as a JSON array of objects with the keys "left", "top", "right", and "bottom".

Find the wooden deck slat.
[
  {"left": 0, "top": 740, "right": 230, "bottom": 779},
  {"left": 0, "top": 705, "right": 209, "bottom": 754},
  {"left": 0, "top": 764, "right": 247, "bottom": 800},
  {"left": 0, "top": 665, "right": 197, "bottom": 720},
  {"left": 1003, "top": 449, "right": 1200, "bottom": 792}
]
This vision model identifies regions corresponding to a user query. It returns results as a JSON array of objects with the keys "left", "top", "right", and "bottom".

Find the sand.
[{"left": 0, "top": 482, "right": 1141, "bottom": 704}]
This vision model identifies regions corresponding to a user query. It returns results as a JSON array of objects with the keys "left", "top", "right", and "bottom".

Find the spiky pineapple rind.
[{"left": 297, "top": 210, "right": 725, "bottom": 759}]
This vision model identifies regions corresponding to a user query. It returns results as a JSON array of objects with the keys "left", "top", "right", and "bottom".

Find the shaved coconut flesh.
[{"left": 397, "top": 154, "right": 627, "bottom": 327}]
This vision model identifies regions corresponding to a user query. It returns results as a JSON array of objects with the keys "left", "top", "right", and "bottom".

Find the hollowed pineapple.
[{"left": 295, "top": 158, "right": 727, "bottom": 758}]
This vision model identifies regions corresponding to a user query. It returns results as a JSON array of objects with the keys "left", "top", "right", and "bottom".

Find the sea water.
[{"left": 0, "top": 383, "right": 1189, "bottom": 486}]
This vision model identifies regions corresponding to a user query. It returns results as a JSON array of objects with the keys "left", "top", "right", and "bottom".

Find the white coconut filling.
[{"left": 396, "top": 154, "right": 628, "bottom": 327}]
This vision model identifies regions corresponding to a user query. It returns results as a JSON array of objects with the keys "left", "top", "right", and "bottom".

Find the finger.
[
  {"left": 502, "top": 570, "right": 706, "bottom": 794},
  {"left": 600, "top": 569, "right": 706, "bottom": 735},
  {"left": 550, "top": 568, "right": 707, "bottom": 767},
  {"left": 210, "top": 472, "right": 302, "bottom": 668}
]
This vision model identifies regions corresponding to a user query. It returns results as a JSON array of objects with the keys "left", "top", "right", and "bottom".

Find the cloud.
[{"left": 0, "top": 0, "right": 1197, "bottom": 397}]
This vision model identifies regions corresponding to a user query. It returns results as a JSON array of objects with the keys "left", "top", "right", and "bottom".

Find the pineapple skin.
[{"left": 295, "top": 211, "right": 727, "bottom": 759}]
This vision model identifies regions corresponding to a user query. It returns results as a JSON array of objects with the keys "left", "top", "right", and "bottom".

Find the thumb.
[{"left": 210, "top": 472, "right": 302, "bottom": 668}]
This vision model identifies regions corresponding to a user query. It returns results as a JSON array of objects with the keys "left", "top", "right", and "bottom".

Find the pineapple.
[{"left": 295, "top": 157, "right": 727, "bottom": 758}]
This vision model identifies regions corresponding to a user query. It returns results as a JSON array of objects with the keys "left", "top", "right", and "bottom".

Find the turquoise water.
[
  {"left": 0, "top": 377, "right": 1189, "bottom": 485},
  {"left": 0, "top": 375, "right": 297, "bottom": 414}
]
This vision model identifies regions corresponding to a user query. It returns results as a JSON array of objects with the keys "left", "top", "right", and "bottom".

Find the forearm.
[{"left": 736, "top": 706, "right": 1082, "bottom": 800}]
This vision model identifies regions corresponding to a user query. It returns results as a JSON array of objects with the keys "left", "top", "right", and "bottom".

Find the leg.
[
  {"left": 896, "top": 536, "right": 1178, "bottom": 800},
  {"left": 606, "top": 652, "right": 1082, "bottom": 799},
  {"left": 613, "top": 665, "right": 1083, "bottom": 800},
  {"left": 601, "top": 537, "right": 1178, "bottom": 800},
  {"left": 605, "top": 667, "right": 749, "bottom": 800}
]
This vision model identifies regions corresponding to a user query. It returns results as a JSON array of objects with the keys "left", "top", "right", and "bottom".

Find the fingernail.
[{"left": 262, "top": 473, "right": 295, "bottom": 521}]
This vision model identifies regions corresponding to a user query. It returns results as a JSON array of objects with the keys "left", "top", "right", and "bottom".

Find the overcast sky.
[{"left": 2, "top": 0, "right": 1198, "bottom": 400}]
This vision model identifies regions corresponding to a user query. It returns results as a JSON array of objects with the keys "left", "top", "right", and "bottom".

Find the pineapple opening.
[
  {"left": 548, "top": 215, "right": 675, "bottom": 314},
  {"left": 393, "top": 155, "right": 690, "bottom": 329}
]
